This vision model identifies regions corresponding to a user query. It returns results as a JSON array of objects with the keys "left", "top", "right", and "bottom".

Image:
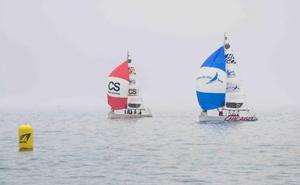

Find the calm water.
[{"left": 0, "top": 108, "right": 300, "bottom": 185}]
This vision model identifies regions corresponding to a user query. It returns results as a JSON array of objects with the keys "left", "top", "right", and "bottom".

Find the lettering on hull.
[{"left": 224, "top": 116, "right": 257, "bottom": 121}]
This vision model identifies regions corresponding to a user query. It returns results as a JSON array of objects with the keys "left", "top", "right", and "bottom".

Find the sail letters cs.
[
  {"left": 128, "top": 89, "right": 137, "bottom": 96},
  {"left": 108, "top": 81, "right": 120, "bottom": 92}
]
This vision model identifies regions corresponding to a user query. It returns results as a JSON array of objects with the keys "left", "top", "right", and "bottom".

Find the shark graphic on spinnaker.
[{"left": 206, "top": 73, "right": 219, "bottom": 84}]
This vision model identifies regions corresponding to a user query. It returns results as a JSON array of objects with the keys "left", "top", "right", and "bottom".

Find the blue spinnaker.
[{"left": 196, "top": 46, "right": 226, "bottom": 110}]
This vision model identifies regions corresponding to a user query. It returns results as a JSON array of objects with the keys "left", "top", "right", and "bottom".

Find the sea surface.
[{"left": 0, "top": 107, "right": 300, "bottom": 185}]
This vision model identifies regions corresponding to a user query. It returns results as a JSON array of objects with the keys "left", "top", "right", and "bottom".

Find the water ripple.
[{"left": 0, "top": 108, "right": 300, "bottom": 184}]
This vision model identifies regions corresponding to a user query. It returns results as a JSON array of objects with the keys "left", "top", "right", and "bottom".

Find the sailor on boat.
[{"left": 217, "top": 108, "right": 223, "bottom": 116}]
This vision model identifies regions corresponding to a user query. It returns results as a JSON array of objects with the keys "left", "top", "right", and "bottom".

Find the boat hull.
[
  {"left": 108, "top": 113, "right": 152, "bottom": 119},
  {"left": 108, "top": 109, "right": 152, "bottom": 119},
  {"left": 199, "top": 115, "right": 258, "bottom": 122}
]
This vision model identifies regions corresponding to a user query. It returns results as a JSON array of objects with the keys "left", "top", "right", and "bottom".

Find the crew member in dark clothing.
[{"left": 217, "top": 108, "right": 223, "bottom": 116}]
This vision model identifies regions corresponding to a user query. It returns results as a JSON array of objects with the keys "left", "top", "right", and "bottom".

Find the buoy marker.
[{"left": 18, "top": 124, "right": 34, "bottom": 151}]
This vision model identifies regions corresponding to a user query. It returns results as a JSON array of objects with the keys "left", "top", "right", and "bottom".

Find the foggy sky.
[{"left": 0, "top": 0, "right": 299, "bottom": 110}]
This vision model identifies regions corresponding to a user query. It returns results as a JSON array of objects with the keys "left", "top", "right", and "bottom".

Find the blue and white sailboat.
[{"left": 196, "top": 33, "right": 257, "bottom": 122}]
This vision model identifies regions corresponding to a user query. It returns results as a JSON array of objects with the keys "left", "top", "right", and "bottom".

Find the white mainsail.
[
  {"left": 224, "top": 33, "right": 246, "bottom": 109},
  {"left": 127, "top": 57, "right": 145, "bottom": 110}
]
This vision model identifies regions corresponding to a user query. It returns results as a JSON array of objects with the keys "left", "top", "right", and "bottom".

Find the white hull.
[
  {"left": 198, "top": 115, "right": 258, "bottom": 122},
  {"left": 108, "top": 109, "right": 152, "bottom": 119}
]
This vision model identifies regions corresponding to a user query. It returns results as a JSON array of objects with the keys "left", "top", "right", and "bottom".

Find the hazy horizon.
[{"left": 1, "top": 0, "right": 299, "bottom": 110}]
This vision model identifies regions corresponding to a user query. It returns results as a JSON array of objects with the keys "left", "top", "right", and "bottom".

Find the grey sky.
[{"left": 0, "top": 0, "right": 299, "bottom": 109}]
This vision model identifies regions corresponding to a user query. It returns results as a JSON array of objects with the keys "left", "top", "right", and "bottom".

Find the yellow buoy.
[{"left": 18, "top": 124, "right": 34, "bottom": 151}]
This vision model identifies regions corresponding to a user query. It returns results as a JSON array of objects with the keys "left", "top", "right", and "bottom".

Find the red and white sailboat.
[{"left": 107, "top": 52, "right": 152, "bottom": 119}]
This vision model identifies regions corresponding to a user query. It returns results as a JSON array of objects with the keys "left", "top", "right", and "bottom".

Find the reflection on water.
[{"left": 0, "top": 108, "right": 300, "bottom": 185}]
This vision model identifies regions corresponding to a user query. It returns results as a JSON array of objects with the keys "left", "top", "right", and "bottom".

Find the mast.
[{"left": 127, "top": 50, "right": 131, "bottom": 63}]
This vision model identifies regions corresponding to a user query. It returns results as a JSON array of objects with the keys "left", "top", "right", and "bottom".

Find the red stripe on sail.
[
  {"left": 109, "top": 61, "right": 129, "bottom": 81},
  {"left": 107, "top": 95, "right": 127, "bottom": 110}
]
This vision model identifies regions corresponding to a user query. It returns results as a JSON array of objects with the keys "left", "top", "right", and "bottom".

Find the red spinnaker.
[
  {"left": 109, "top": 61, "right": 129, "bottom": 80},
  {"left": 107, "top": 95, "right": 128, "bottom": 110},
  {"left": 107, "top": 61, "right": 129, "bottom": 110}
]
